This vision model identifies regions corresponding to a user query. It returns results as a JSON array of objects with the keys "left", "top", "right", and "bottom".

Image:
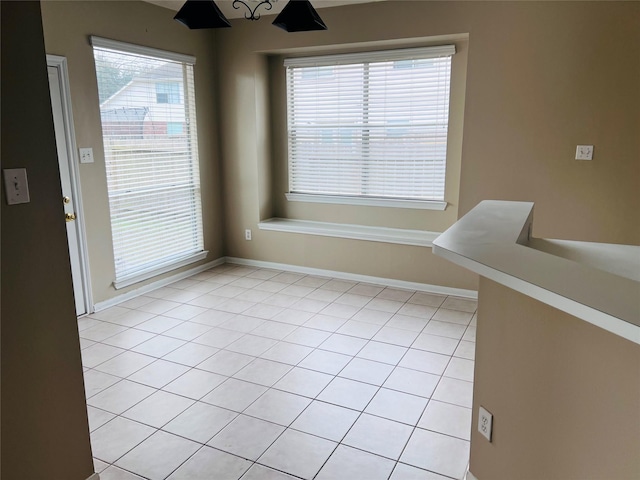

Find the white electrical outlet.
[
  {"left": 478, "top": 406, "right": 493, "bottom": 442},
  {"left": 245, "top": 229, "right": 252, "bottom": 241},
  {"left": 3, "top": 168, "right": 30, "bottom": 205},
  {"left": 575, "top": 145, "right": 593, "bottom": 161},
  {"left": 79, "top": 147, "right": 94, "bottom": 164}
]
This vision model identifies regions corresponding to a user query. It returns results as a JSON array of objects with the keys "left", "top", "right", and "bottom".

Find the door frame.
[{"left": 47, "top": 54, "right": 94, "bottom": 315}]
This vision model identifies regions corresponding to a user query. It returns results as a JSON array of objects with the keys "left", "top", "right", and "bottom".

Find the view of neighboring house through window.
[
  {"left": 91, "top": 37, "right": 204, "bottom": 287},
  {"left": 156, "top": 81, "right": 180, "bottom": 104},
  {"left": 285, "top": 46, "right": 455, "bottom": 205}
]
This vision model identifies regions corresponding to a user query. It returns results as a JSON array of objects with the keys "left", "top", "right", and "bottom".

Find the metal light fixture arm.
[{"left": 232, "top": 0, "right": 274, "bottom": 20}]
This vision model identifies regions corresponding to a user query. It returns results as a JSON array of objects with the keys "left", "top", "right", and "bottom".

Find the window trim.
[
  {"left": 90, "top": 36, "right": 196, "bottom": 65},
  {"left": 285, "top": 192, "right": 447, "bottom": 211},
  {"left": 283, "top": 45, "right": 455, "bottom": 68}
]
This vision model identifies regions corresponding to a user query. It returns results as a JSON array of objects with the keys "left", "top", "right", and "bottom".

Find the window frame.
[
  {"left": 283, "top": 45, "right": 455, "bottom": 211},
  {"left": 91, "top": 36, "right": 206, "bottom": 289}
]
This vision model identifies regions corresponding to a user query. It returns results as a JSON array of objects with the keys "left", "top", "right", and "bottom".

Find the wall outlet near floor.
[
  {"left": 478, "top": 406, "right": 493, "bottom": 442},
  {"left": 245, "top": 229, "right": 252, "bottom": 241}
]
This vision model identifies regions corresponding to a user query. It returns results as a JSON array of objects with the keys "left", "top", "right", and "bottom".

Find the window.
[
  {"left": 285, "top": 46, "right": 455, "bottom": 207},
  {"left": 167, "top": 122, "right": 184, "bottom": 135},
  {"left": 92, "top": 37, "right": 204, "bottom": 288},
  {"left": 156, "top": 81, "right": 181, "bottom": 104}
]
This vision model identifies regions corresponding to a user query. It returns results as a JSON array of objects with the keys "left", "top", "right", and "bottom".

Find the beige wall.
[
  {"left": 471, "top": 278, "right": 640, "bottom": 479},
  {"left": 216, "top": 1, "right": 639, "bottom": 290},
  {"left": 35, "top": 1, "right": 640, "bottom": 301},
  {"left": 41, "top": 1, "right": 223, "bottom": 304},
  {"left": 1, "top": 2, "right": 94, "bottom": 478},
  {"left": 458, "top": 2, "right": 640, "bottom": 243}
]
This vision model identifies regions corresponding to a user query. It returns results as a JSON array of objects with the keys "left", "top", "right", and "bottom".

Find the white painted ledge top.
[{"left": 433, "top": 200, "right": 640, "bottom": 344}]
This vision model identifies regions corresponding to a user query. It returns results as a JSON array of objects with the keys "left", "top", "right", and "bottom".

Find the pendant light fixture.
[
  {"left": 174, "top": 0, "right": 327, "bottom": 32},
  {"left": 272, "top": 0, "right": 327, "bottom": 32},
  {"left": 174, "top": 0, "right": 231, "bottom": 29}
]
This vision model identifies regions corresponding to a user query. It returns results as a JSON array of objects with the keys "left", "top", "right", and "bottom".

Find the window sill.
[
  {"left": 285, "top": 193, "right": 447, "bottom": 211},
  {"left": 258, "top": 218, "right": 439, "bottom": 247},
  {"left": 113, "top": 250, "right": 208, "bottom": 290}
]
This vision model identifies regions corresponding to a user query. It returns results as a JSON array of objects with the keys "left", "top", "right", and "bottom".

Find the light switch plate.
[
  {"left": 3, "top": 168, "right": 30, "bottom": 205},
  {"left": 79, "top": 147, "right": 94, "bottom": 164},
  {"left": 575, "top": 145, "right": 594, "bottom": 161}
]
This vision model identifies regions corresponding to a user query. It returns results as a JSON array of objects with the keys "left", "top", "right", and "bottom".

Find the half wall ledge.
[{"left": 432, "top": 200, "right": 640, "bottom": 344}]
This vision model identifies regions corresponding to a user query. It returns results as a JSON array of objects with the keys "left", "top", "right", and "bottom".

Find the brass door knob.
[
  {"left": 63, "top": 196, "right": 71, "bottom": 204},
  {"left": 65, "top": 212, "right": 77, "bottom": 222}
]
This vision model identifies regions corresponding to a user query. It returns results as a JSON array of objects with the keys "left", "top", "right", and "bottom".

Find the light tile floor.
[{"left": 81, "top": 264, "right": 476, "bottom": 480}]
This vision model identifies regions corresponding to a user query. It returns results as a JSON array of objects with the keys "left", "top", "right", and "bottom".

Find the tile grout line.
[{"left": 84, "top": 264, "right": 476, "bottom": 479}]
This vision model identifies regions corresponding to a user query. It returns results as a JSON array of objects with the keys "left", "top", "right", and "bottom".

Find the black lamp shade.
[
  {"left": 272, "top": 0, "right": 327, "bottom": 32},
  {"left": 174, "top": 0, "right": 231, "bottom": 29}
]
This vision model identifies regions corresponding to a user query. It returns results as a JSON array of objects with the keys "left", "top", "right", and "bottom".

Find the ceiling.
[{"left": 145, "top": 0, "right": 382, "bottom": 19}]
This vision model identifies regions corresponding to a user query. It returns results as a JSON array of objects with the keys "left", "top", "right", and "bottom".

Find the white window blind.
[
  {"left": 92, "top": 37, "right": 204, "bottom": 286},
  {"left": 285, "top": 46, "right": 455, "bottom": 203}
]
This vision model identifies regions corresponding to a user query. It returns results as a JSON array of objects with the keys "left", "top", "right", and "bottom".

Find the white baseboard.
[
  {"left": 225, "top": 256, "right": 478, "bottom": 299},
  {"left": 93, "top": 257, "right": 226, "bottom": 312},
  {"left": 93, "top": 255, "right": 477, "bottom": 312},
  {"left": 87, "top": 473, "right": 100, "bottom": 480},
  {"left": 466, "top": 469, "right": 479, "bottom": 480}
]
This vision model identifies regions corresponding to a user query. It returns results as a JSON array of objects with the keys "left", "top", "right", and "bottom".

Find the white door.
[{"left": 47, "top": 57, "right": 92, "bottom": 316}]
